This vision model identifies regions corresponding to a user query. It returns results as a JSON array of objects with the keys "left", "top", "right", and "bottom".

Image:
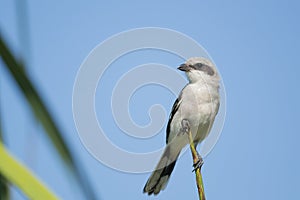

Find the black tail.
[{"left": 143, "top": 147, "right": 180, "bottom": 195}]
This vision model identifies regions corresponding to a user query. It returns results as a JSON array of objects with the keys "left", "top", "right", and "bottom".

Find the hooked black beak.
[{"left": 177, "top": 64, "right": 190, "bottom": 71}]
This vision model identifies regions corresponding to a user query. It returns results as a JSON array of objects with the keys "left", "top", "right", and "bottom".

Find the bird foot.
[
  {"left": 181, "top": 119, "right": 190, "bottom": 134},
  {"left": 192, "top": 152, "right": 203, "bottom": 172}
]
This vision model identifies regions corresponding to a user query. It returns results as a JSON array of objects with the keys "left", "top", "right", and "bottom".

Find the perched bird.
[{"left": 143, "top": 57, "right": 220, "bottom": 195}]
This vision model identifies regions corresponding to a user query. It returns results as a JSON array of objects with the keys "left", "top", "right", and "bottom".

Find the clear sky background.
[{"left": 1, "top": 1, "right": 300, "bottom": 200}]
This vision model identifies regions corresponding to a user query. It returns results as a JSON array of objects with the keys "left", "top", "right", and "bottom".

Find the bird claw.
[
  {"left": 192, "top": 153, "right": 203, "bottom": 172},
  {"left": 181, "top": 119, "right": 190, "bottom": 134}
]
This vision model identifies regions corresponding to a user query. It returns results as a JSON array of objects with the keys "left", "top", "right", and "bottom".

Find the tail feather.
[{"left": 143, "top": 147, "right": 180, "bottom": 195}]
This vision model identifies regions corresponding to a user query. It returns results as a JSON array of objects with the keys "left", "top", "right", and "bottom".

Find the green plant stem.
[
  {"left": 0, "top": 142, "right": 59, "bottom": 200},
  {"left": 187, "top": 129, "right": 206, "bottom": 200}
]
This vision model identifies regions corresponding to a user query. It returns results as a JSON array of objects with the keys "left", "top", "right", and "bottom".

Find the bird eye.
[{"left": 194, "top": 63, "right": 203, "bottom": 69}]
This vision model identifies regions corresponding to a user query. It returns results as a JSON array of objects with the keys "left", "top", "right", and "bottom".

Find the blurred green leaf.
[
  {"left": 0, "top": 34, "right": 98, "bottom": 199},
  {"left": 0, "top": 114, "right": 9, "bottom": 200},
  {"left": 0, "top": 142, "right": 59, "bottom": 200}
]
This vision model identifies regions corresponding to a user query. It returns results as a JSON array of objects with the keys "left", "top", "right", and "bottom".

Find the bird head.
[{"left": 178, "top": 57, "right": 219, "bottom": 83}]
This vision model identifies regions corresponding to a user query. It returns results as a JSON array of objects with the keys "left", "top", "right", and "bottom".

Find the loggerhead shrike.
[{"left": 143, "top": 57, "right": 220, "bottom": 195}]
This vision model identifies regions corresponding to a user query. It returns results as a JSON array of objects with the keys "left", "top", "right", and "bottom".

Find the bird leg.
[{"left": 181, "top": 119, "right": 204, "bottom": 172}]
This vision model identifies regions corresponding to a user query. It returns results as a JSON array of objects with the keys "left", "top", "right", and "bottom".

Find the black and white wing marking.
[{"left": 166, "top": 95, "right": 182, "bottom": 144}]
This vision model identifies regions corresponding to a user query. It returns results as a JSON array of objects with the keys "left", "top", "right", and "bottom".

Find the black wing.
[{"left": 166, "top": 96, "right": 181, "bottom": 144}]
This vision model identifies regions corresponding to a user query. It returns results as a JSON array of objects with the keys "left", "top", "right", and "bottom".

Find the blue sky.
[{"left": 1, "top": 1, "right": 300, "bottom": 200}]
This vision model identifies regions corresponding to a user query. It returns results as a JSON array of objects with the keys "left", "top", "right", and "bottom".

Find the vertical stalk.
[
  {"left": 182, "top": 119, "right": 206, "bottom": 200},
  {"left": 188, "top": 131, "right": 206, "bottom": 200}
]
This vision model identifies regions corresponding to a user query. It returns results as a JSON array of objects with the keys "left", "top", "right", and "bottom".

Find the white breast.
[{"left": 167, "top": 81, "right": 220, "bottom": 148}]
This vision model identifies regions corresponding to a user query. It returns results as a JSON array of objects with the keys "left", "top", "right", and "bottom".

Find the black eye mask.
[{"left": 191, "top": 63, "right": 215, "bottom": 76}]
